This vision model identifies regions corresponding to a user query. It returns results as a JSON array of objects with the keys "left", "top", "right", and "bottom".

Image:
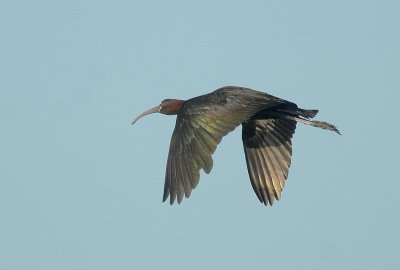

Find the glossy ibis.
[{"left": 132, "top": 86, "right": 340, "bottom": 205}]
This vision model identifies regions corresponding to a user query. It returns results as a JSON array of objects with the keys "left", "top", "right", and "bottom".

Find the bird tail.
[
  {"left": 276, "top": 107, "right": 318, "bottom": 119},
  {"left": 298, "top": 109, "right": 319, "bottom": 119}
]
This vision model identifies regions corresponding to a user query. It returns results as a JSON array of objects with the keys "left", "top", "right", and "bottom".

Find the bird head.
[{"left": 131, "top": 99, "right": 185, "bottom": 125}]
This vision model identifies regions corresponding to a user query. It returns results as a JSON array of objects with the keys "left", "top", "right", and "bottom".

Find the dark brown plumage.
[{"left": 132, "top": 86, "right": 340, "bottom": 205}]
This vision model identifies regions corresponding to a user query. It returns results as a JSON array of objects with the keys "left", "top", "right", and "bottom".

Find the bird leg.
[{"left": 269, "top": 112, "right": 341, "bottom": 135}]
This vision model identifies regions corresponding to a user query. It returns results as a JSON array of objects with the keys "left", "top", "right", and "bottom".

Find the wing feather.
[
  {"left": 263, "top": 140, "right": 284, "bottom": 200},
  {"left": 254, "top": 142, "right": 275, "bottom": 204},
  {"left": 242, "top": 119, "right": 296, "bottom": 205},
  {"left": 243, "top": 148, "right": 264, "bottom": 202}
]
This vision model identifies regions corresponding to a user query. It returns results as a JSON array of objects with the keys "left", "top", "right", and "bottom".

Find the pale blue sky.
[{"left": 1, "top": 1, "right": 399, "bottom": 269}]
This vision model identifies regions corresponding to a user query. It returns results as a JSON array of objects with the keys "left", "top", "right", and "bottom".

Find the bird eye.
[{"left": 158, "top": 105, "right": 162, "bottom": 112}]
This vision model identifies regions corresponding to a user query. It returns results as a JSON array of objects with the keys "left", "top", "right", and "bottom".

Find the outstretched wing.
[
  {"left": 163, "top": 87, "right": 288, "bottom": 204},
  {"left": 242, "top": 119, "right": 296, "bottom": 205}
]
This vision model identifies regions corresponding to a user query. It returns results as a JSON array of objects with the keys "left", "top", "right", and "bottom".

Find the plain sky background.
[{"left": 1, "top": 1, "right": 399, "bottom": 269}]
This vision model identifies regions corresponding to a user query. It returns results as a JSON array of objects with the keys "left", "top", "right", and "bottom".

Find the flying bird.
[{"left": 132, "top": 86, "right": 340, "bottom": 205}]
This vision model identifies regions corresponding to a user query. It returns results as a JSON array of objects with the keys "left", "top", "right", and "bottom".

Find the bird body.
[{"left": 132, "top": 86, "right": 340, "bottom": 205}]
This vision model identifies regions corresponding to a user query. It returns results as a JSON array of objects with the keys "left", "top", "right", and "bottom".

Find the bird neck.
[{"left": 163, "top": 99, "right": 185, "bottom": 115}]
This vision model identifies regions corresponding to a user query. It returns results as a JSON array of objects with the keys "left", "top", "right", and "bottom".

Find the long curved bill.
[{"left": 131, "top": 105, "right": 160, "bottom": 125}]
